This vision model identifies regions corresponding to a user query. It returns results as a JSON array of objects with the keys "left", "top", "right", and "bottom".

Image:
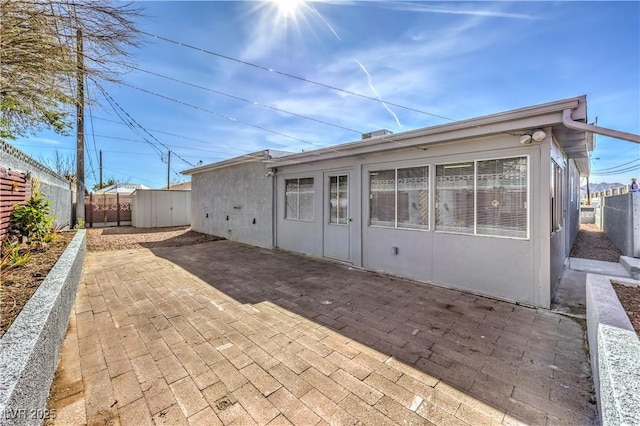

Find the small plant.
[
  {"left": 11, "top": 193, "right": 54, "bottom": 242},
  {"left": 0, "top": 240, "right": 31, "bottom": 274},
  {"left": 74, "top": 218, "right": 85, "bottom": 229}
]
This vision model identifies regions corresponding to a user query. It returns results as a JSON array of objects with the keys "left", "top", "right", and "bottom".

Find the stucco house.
[{"left": 183, "top": 95, "right": 639, "bottom": 308}]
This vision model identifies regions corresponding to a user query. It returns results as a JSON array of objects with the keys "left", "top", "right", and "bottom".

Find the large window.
[
  {"left": 476, "top": 157, "right": 528, "bottom": 238},
  {"left": 435, "top": 162, "right": 474, "bottom": 233},
  {"left": 285, "top": 177, "right": 314, "bottom": 221},
  {"left": 436, "top": 156, "right": 528, "bottom": 238},
  {"left": 370, "top": 166, "right": 429, "bottom": 229}
]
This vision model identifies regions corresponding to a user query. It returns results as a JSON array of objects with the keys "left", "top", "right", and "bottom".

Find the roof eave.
[{"left": 272, "top": 96, "right": 585, "bottom": 167}]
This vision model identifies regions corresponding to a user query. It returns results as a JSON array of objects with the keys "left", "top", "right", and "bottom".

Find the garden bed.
[
  {"left": 612, "top": 281, "right": 640, "bottom": 337},
  {"left": 0, "top": 231, "right": 75, "bottom": 338}
]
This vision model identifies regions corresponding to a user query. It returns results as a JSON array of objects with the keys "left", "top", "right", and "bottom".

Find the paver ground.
[{"left": 48, "top": 240, "right": 597, "bottom": 425}]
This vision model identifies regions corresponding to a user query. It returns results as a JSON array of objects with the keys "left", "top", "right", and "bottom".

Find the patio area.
[{"left": 48, "top": 239, "right": 597, "bottom": 425}]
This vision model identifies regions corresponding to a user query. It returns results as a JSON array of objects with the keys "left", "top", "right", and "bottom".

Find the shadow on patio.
[{"left": 150, "top": 239, "right": 596, "bottom": 425}]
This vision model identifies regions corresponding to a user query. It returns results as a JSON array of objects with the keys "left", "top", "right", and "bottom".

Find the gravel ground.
[
  {"left": 86, "top": 226, "right": 223, "bottom": 251},
  {"left": 570, "top": 223, "right": 639, "bottom": 336},
  {"left": 570, "top": 223, "right": 622, "bottom": 262}
]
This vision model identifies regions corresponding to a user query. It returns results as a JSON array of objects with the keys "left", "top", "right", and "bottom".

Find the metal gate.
[{"left": 84, "top": 193, "right": 132, "bottom": 227}]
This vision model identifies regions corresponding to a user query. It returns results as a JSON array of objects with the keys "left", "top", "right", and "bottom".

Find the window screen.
[
  {"left": 435, "top": 162, "right": 474, "bottom": 233},
  {"left": 370, "top": 170, "right": 395, "bottom": 226},
  {"left": 285, "top": 177, "right": 314, "bottom": 220},
  {"left": 476, "top": 157, "right": 527, "bottom": 238},
  {"left": 370, "top": 167, "right": 429, "bottom": 229},
  {"left": 397, "top": 167, "right": 429, "bottom": 229}
]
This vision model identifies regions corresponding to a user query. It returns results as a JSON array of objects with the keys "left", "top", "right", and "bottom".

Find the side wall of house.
[
  {"left": 191, "top": 162, "right": 273, "bottom": 248},
  {"left": 276, "top": 134, "right": 550, "bottom": 307},
  {"left": 567, "top": 160, "right": 581, "bottom": 255}
]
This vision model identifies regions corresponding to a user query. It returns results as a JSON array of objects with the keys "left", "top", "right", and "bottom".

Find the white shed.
[{"left": 132, "top": 189, "right": 191, "bottom": 228}]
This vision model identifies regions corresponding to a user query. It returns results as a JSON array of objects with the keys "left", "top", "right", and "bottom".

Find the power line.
[
  {"left": 142, "top": 31, "right": 457, "bottom": 122},
  {"left": 591, "top": 157, "right": 640, "bottom": 172},
  {"left": 115, "top": 80, "right": 334, "bottom": 152},
  {"left": 85, "top": 78, "right": 99, "bottom": 182},
  {"left": 87, "top": 134, "right": 239, "bottom": 156},
  {"left": 92, "top": 79, "right": 196, "bottom": 167},
  {"left": 94, "top": 82, "right": 165, "bottom": 159},
  {"left": 591, "top": 164, "right": 640, "bottom": 176},
  {"left": 92, "top": 116, "right": 254, "bottom": 154},
  {"left": 125, "top": 65, "right": 363, "bottom": 134},
  {"left": 10, "top": 142, "right": 217, "bottom": 160}
]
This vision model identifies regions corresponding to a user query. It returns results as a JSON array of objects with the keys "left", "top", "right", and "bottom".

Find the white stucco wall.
[
  {"left": 276, "top": 134, "right": 550, "bottom": 307},
  {"left": 191, "top": 162, "right": 273, "bottom": 248}
]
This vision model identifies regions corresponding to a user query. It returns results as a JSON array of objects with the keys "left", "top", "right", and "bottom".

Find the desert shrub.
[{"left": 12, "top": 193, "right": 54, "bottom": 242}]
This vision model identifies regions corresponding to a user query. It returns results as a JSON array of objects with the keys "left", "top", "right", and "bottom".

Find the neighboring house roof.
[
  {"left": 94, "top": 183, "right": 149, "bottom": 194},
  {"left": 167, "top": 181, "right": 191, "bottom": 190}
]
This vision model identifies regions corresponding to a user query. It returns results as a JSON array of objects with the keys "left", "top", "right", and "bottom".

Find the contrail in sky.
[
  {"left": 309, "top": 3, "right": 402, "bottom": 127},
  {"left": 310, "top": 6, "right": 341, "bottom": 41},
  {"left": 355, "top": 60, "right": 402, "bottom": 127}
]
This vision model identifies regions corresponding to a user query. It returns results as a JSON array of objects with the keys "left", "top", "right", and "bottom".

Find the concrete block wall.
[
  {"left": 586, "top": 273, "right": 640, "bottom": 425},
  {"left": 0, "top": 230, "right": 86, "bottom": 426},
  {"left": 0, "top": 140, "right": 72, "bottom": 231},
  {"left": 603, "top": 192, "right": 639, "bottom": 257}
]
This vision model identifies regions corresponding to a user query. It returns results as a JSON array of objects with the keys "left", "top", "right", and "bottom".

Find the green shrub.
[{"left": 12, "top": 194, "right": 54, "bottom": 242}]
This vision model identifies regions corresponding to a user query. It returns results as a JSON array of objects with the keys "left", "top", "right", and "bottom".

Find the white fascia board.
[
  {"left": 181, "top": 150, "right": 270, "bottom": 175},
  {"left": 273, "top": 97, "right": 584, "bottom": 166}
]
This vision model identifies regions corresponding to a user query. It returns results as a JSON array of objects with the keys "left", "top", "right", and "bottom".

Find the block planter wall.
[{"left": 0, "top": 230, "right": 86, "bottom": 426}]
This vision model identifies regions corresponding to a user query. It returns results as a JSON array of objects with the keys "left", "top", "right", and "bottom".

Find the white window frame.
[
  {"left": 284, "top": 177, "right": 314, "bottom": 222},
  {"left": 369, "top": 165, "right": 430, "bottom": 231},
  {"left": 435, "top": 155, "right": 530, "bottom": 240}
]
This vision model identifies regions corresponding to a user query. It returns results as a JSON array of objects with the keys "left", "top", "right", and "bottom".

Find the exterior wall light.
[
  {"left": 532, "top": 130, "right": 547, "bottom": 142},
  {"left": 519, "top": 130, "right": 547, "bottom": 145},
  {"left": 520, "top": 135, "right": 533, "bottom": 145}
]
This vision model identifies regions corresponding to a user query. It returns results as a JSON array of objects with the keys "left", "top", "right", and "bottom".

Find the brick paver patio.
[{"left": 48, "top": 240, "right": 597, "bottom": 425}]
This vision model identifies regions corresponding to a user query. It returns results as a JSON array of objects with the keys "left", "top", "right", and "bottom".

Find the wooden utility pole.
[
  {"left": 167, "top": 150, "right": 171, "bottom": 189},
  {"left": 99, "top": 150, "right": 103, "bottom": 188},
  {"left": 76, "top": 28, "right": 85, "bottom": 225}
]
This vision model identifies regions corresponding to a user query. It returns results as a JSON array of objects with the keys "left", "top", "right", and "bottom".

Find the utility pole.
[
  {"left": 167, "top": 150, "right": 171, "bottom": 189},
  {"left": 75, "top": 28, "right": 85, "bottom": 225},
  {"left": 99, "top": 150, "right": 103, "bottom": 189}
]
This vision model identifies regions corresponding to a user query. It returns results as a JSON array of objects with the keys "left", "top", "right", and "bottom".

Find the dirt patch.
[
  {"left": 0, "top": 231, "right": 75, "bottom": 338},
  {"left": 86, "top": 226, "right": 223, "bottom": 251},
  {"left": 570, "top": 224, "right": 639, "bottom": 334},
  {"left": 612, "top": 282, "right": 640, "bottom": 337},
  {"left": 570, "top": 223, "right": 622, "bottom": 262}
]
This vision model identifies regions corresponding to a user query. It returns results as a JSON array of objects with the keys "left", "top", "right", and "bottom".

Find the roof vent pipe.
[{"left": 562, "top": 109, "right": 640, "bottom": 144}]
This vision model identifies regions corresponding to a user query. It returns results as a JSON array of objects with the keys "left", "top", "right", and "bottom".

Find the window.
[
  {"left": 369, "top": 166, "right": 429, "bottom": 229},
  {"left": 435, "top": 162, "right": 474, "bottom": 233},
  {"left": 551, "top": 161, "right": 563, "bottom": 232},
  {"left": 476, "top": 157, "right": 528, "bottom": 238},
  {"left": 329, "top": 175, "right": 348, "bottom": 225},
  {"left": 370, "top": 170, "right": 395, "bottom": 226},
  {"left": 285, "top": 177, "right": 314, "bottom": 220},
  {"left": 436, "top": 156, "right": 529, "bottom": 238}
]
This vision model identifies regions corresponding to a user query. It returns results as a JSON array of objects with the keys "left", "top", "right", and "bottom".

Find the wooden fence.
[
  {"left": 84, "top": 193, "right": 132, "bottom": 227},
  {"left": 0, "top": 167, "right": 31, "bottom": 240}
]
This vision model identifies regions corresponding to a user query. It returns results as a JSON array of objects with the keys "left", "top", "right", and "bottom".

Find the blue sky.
[{"left": 13, "top": 1, "right": 640, "bottom": 189}]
